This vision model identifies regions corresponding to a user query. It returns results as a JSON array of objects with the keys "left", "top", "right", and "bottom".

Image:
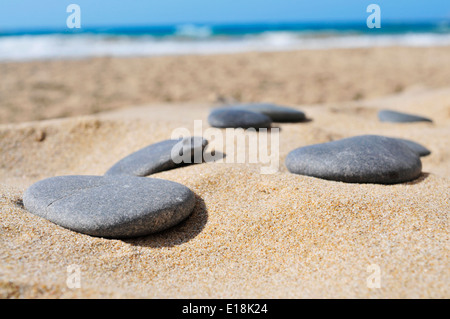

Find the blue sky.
[{"left": 1, "top": 0, "right": 449, "bottom": 30}]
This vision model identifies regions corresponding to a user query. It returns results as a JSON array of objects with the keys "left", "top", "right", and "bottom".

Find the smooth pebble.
[
  {"left": 285, "top": 135, "right": 422, "bottom": 184},
  {"left": 23, "top": 175, "right": 196, "bottom": 238},
  {"left": 230, "top": 103, "right": 306, "bottom": 122},
  {"left": 208, "top": 108, "right": 272, "bottom": 129},
  {"left": 378, "top": 109, "right": 432, "bottom": 123},
  {"left": 105, "top": 136, "right": 208, "bottom": 177}
]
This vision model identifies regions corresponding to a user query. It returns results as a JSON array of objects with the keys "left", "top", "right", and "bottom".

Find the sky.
[{"left": 1, "top": 0, "right": 449, "bottom": 31}]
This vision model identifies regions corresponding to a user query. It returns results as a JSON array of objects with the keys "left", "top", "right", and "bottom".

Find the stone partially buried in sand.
[
  {"left": 23, "top": 175, "right": 196, "bottom": 238},
  {"left": 285, "top": 135, "right": 422, "bottom": 184},
  {"left": 208, "top": 108, "right": 272, "bottom": 129},
  {"left": 105, "top": 136, "right": 208, "bottom": 177},
  {"left": 230, "top": 103, "right": 307, "bottom": 122},
  {"left": 378, "top": 109, "right": 433, "bottom": 123}
]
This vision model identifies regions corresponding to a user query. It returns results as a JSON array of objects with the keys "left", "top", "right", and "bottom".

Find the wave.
[
  {"left": 174, "top": 24, "right": 213, "bottom": 38},
  {"left": 1, "top": 31, "right": 450, "bottom": 61}
]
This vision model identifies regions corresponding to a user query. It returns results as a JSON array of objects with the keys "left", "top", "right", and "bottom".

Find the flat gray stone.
[
  {"left": 393, "top": 138, "right": 431, "bottom": 157},
  {"left": 105, "top": 137, "right": 208, "bottom": 177},
  {"left": 23, "top": 175, "right": 196, "bottom": 238},
  {"left": 378, "top": 110, "right": 432, "bottom": 123},
  {"left": 230, "top": 103, "right": 306, "bottom": 122},
  {"left": 285, "top": 135, "right": 422, "bottom": 184},
  {"left": 208, "top": 108, "right": 272, "bottom": 129}
]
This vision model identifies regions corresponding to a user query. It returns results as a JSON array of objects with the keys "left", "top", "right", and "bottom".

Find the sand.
[
  {"left": 0, "top": 47, "right": 449, "bottom": 298},
  {"left": 2, "top": 46, "right": 450, "bottom": 125}
]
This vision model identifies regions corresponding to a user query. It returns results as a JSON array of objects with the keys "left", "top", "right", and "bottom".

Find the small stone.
[
  {"left": 35, "top": 130, "right": 46, "bottom": 142},
  {"left": 23, "top": 175, "right": 196, "bottom": 238},
  {"left": 105, "top": 137, "right": 208, "bottom": 177},
  {"left": 208, "top": 108, "right": 272, "bottom": 129},
  {"left": 378, "top": 109, "right": 433, "bottom": 123},
  {"left": 285, "top": 135, "right": 422, "bottom": 184},
  {"left": 231, "top": 103, "right": 306, "bottom": 122}
]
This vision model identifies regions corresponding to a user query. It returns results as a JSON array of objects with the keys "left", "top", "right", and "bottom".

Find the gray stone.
[
  {"left": 378, "top": 109, "right": 432, "bottom": 123},
  {"left": 23, "top": 175, "right": 196, "bottom": 238},
  {"left": 285, "top": 135, "right": 422, "bottom": 184},
  {"left": 105, "top": 137, "right": 208, "bottom": 177},
  {"left": 208, "top": 108, "right": 272, "bottom": 129},
  {"left": 230, "top": 103, "right": 306, "bottom": 122},
  {"left": 393, "top": 138, "right": 431, "bottom": 157}
]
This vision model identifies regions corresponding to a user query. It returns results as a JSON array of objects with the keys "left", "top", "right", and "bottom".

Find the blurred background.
[
  {"left": 0, "top": 0, "right": 449, "bottom": 123},
  {"left": 1, "top": 0, "right": 449, "bottom": 60}
]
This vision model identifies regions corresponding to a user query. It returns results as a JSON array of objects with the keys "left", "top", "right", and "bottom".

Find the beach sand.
[{"left": 0, "top": 47, "right": 449, "bottom": 298}]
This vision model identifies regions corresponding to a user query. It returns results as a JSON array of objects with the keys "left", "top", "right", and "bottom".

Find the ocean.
[{"left": 1, "top": 21, "right": 449, "bottom": 61}]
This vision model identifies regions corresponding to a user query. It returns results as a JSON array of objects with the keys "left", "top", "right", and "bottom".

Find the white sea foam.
[
  {"left": 174, "top": 24, "right": 213, "bottom": 38},
  {"left": 1, "top": 31, "right": 450, "bottom": 61}
]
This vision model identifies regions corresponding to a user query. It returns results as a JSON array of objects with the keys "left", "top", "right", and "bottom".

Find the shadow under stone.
[
  {"left": 403, "top": 172, "right": 431, "bottom": 185},
  {"left": 13, "top": 198, "right": 24, "bottom": 209},
  {"left": 274, "top": 117, "right": 313, "bottom": 124},
  {"left": 123, "top": 193, "right": 208, "bottom": 248},
  {"left": 203, "top": 150, "right": 226, "bottom": 163}
]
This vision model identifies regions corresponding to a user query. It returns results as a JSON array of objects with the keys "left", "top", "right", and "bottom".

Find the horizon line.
[{"left": 1, "top": 18, "right": 449, "bottom": 35}]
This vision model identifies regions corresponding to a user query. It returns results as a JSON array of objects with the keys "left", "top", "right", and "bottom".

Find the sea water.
[{"left": 0, "top": 21, "right": 449, "bottom": 61}]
